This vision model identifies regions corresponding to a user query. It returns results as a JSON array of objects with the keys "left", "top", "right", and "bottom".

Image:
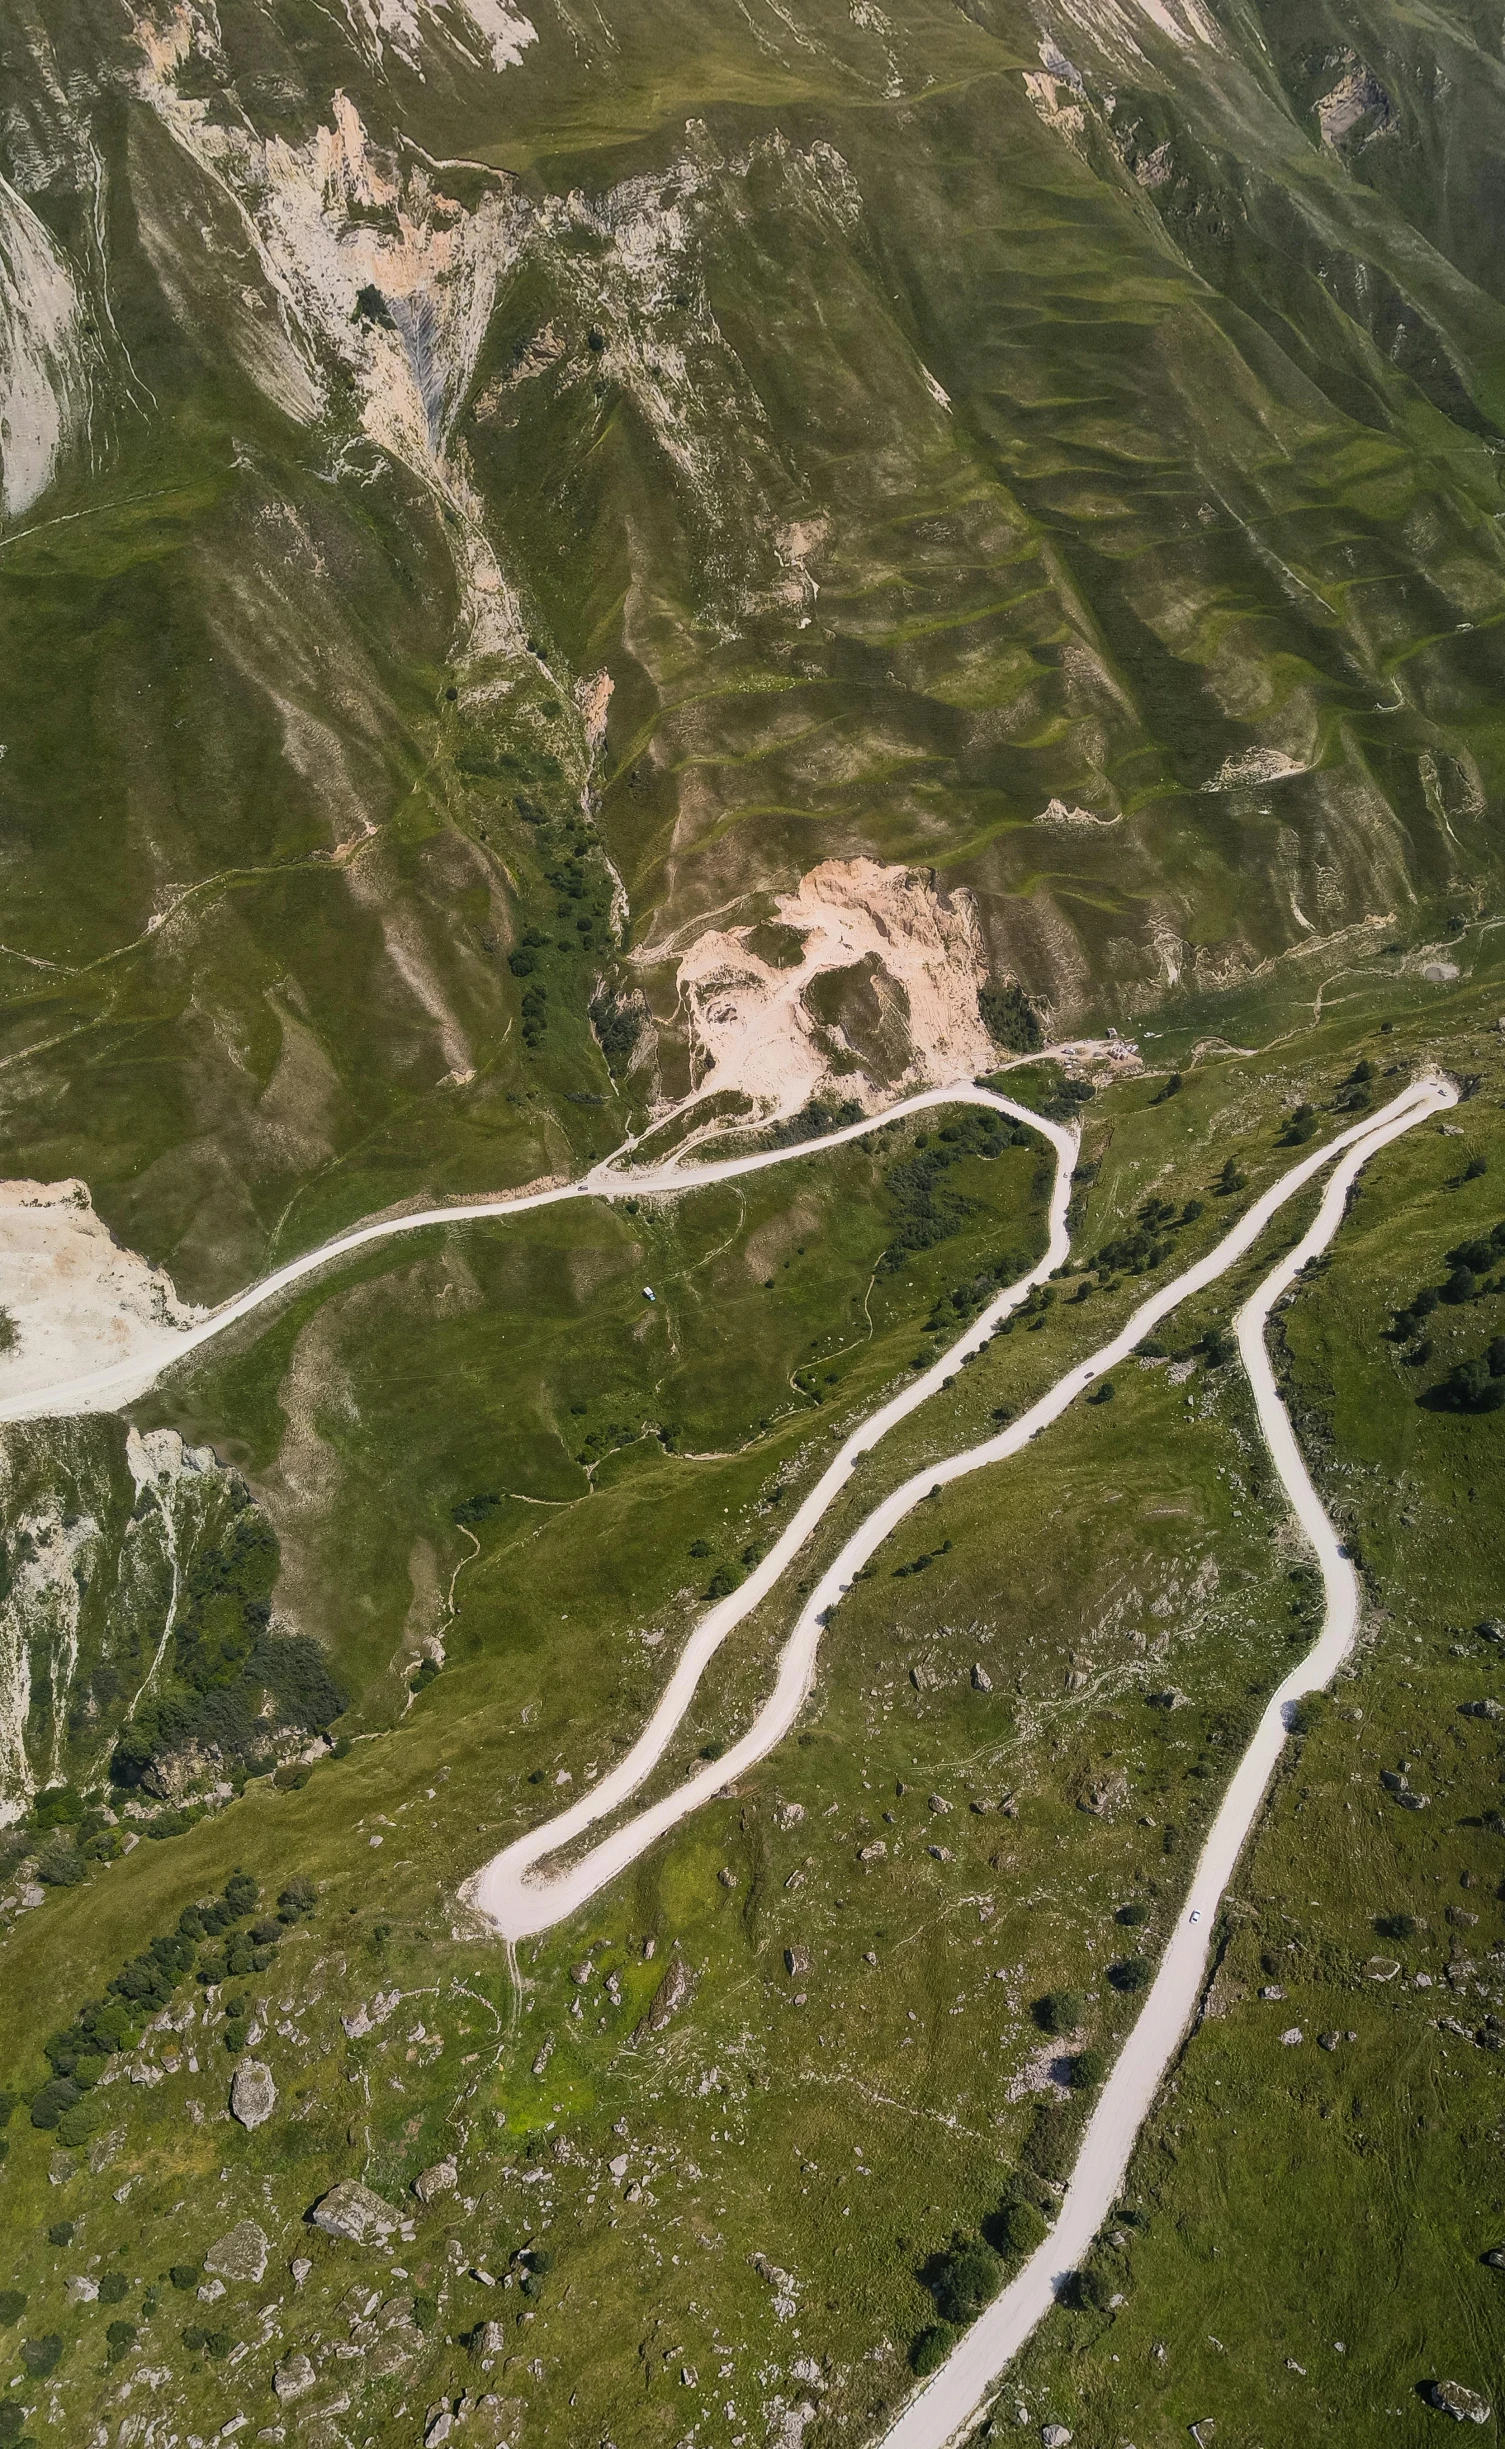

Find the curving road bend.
[
  {"left": 0, "top": 1085, "right": 1074, "bottom": 1426},
  {"left": 471, "top": 1072, "right": 1452, "bottom": 1940},
  {"left": 2, "top": 1058, "right": 1455, "bottom": 2449},
  {"left": 873, "top": 1074, "right": 1455, "bottom": 2449}
]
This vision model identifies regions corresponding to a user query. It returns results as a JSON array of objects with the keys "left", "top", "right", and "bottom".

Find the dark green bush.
[
  {"left": 909, "top": 2323, "right": 956, "bottom": 2375},
  {"left": 20, "top": 2336, "right": 61, "bottom": 2377},
  {"left": 0, "top": 2290, "right": 26, "bottom": 2324},
  {"left": 1034, "top": 1990, "right": 1084, "bottom": 2036},
  {"left": 169, "top": 2266, "right": 201, "bottom": 2292},
  {"left": 1071, "top": 2262, "right": 1116, "bottom": 2312},
  {"left": 990, "top": 2195, "right": 1047, "bottom": 2261},
  {"left": 98, "top": 2273, "right": 128, "bottom": 2305},
  {"left": 1109, "top": 1957, "right": 1150, "bottom": 1992},
  {"left": 1115, "top": 1899, "right": 1149, "bottom": 1926},
  {"left": 924, "top": 2237, "right": 1003, "bottom": 2325},
  {"left": 30, "top": 2078, "right": 81, "bottom": 2130},
  {"left": 1069, "top": 2048, "right": 1107, "bottom": 2090},
  {"left": 105, "top": 2319, "right": 136, "bottom": 2361}
]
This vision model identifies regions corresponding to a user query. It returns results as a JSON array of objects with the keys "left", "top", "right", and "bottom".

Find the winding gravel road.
[
  {"left": 872, "top": 1070, "right": 1452, "bottom": 2449},
  {"left": 472, "top": 1071, "right": 1451, "bottom": 1941},
  {"left": 2, "top": 1060, "right": 1454, "bottom": 2446}
]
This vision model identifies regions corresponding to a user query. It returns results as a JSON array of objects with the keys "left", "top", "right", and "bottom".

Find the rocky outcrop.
[
  {"left": 311, "top": 2179, "right": 401, "bottom": 2243},
  {"left": 204, "top": 2220, "right": 269, "bottom": 2282},
  {"left": 230, "top": 2060, "right": 276, "bottom": 2130}
]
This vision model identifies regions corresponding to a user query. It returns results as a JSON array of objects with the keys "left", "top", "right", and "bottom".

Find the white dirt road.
[{"left": 0, "top": 1059, "right": 1455, "bottom": 2447}]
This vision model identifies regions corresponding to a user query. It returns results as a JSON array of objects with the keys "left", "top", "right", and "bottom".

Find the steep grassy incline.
[{"left": 2, "top": 0, "right": 1505, "bottom": 1282}]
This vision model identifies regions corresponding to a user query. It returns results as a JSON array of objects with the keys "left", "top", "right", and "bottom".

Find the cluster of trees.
[
  {"left": 882, "top": 1113, "right": 1034, "bottom": 1271},
  {"left": 1087, "top": 1190, "right": 1203, "bottom": 1281},
  {"left": 909, "top": 2190, "right": 1050, "bottom": 2373},
  {"left": 978, "top": 981, "right": 1043, "bottom": 1054},
  {"left": 110, "top": 1505, "right": 345, "bottom": 1793},
  {"left": 589, "top": 988, "right": 642, "bottom": 1075},
  {"left": 1387, "top": 1219, "right": 1505, "bottom": 1411},
  {"left": 29, "top": 1871, "right": 315, "bottom": 2145},
  {"left": 764, "top": 1095, "right": 865, "bottom": 1150}
]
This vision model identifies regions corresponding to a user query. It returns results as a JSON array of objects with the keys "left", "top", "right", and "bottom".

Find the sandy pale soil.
[{"left": 0, "top": 1179, "right": 203, "bottom": 1410}]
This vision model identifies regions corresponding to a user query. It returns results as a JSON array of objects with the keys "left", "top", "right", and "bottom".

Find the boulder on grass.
[{"left": 311, "top": 2179, "right": 401, "bottom": 2244}]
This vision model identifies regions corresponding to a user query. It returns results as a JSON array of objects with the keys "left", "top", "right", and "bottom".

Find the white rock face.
[
  {"left": 664, "top": 858, "right": 994, "bottom": 1133},
  {"left": 0, "top": 1178, "right": 204, "bottom": 1417},
  {"left": 0, "top": 171, "right": 89, "bottom": 520}
]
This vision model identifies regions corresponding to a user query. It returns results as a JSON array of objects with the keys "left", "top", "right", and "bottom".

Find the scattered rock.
[
  {"left": 971, "top": 1662, "right": 993, "bottom": 1692},
  {"left": 274, "top": 2351, "right": 318, "bottom": 2403},
  {"left": 65, "top": 2276, "right": 98, "bottom": 2305},
  {"left": 1483, "top": 2248, "right": 1505, "bottom": 2270},
  {"left": 1280, "top": 2028, "right": 1303, "bottom": 2046},
  {"left": 1365, "top": 1957, "right": 1401, "bottom": 1982},
  {"left": 1259, "top": 1985, "right": 1286, "bottom": 2002},
  {"left": 413, "top": 2160, "right": 457, "bottom": 2205},
  {"left": 635, "top": 1949, "right": 694, "bottom": 2037},
  {"left": 230, "top": 2059, "right": 276, "bottom": 2130},
  {"left": 857, "top": 1841, "right": 887, "bottom": 1863},
  {"left": 311, "top": 2179, "right": 402, "bottom": 2244},
  {"left": 1428, "top": 2378, "right": 1491, "bottom": 2423},
  {"left": 291, "top": 2258, "right": 312, "bottom": 2289},
  {"left": 927, "top": 1793, "right": 951, "bottom": 1815},
  {"left": 1460, "top": 1699, "right": 1503, "bottom": 1722},
  {"left": 568, "top": 1961, "right": 592, "bottom": 1987},
  {"left": 1318, "top": 2032, "right": 1341, "bottom": 2052},
  {"left": 531, "top": 2038, "right": 554, "bottom": 2077},
  {"left": 608, "top": 2153, "right": 630, "bottom": 2178},
  {"left": 717, "top": 1867, "right": 737, "bottom": 1889},
  {"left": 928, "top": 1843, "right": 953, "bottom": 1862},
  {"left": 1042, "top": 2427, "right": 1073, "bottom": 2447},
  {"left": 473, "top": 2319, "right": 506, "bottom": 2359},
  {"left": 197, "top": 2277, "right": 225, "bottom": 2303},
  {"left": 784, "top": 1946, "right": 810, "bottom": 1977},
  {"left": 775, "top": 1802, "right": 805, "bottom": 1830},
  {"left": 1078, "top": 1773, "right": 1127, "bottom": 1818},
  {"left": 205, "top": 2220, "right": 270, "bottom": 2283},
  {"left": 425, "top": 2406, "right": 455, "bottom": 2445}
]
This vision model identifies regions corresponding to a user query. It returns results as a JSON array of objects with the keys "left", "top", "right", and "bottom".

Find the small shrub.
[
  {"left": 909, "top": 2323, "right": 956, "bottom": 2375},
  {"left": 925, "top": 2236, "right": 1003, "bottom": 2325},
  {"left": 1071, "top": 2262, "right": 1116, "bottom": 2312},
  {"left": 0, "top": 2290, "right": 25, "bottom": 2324},
  {"left": 1115, "top": 1899, "right": 1149, "bottom": 1927},
  {"left": 105, "top": 2318, "right": 137, "bottom": 2361},
  {"left": 223, "top": 1869, "right": 258, "bottom": 1916},
  {"left": 990, "top": 2195, "right": 1047, "bottom": 2261},
  {"left": 1034, "top": 1989, "right": 1085, "bottom": 2037},
  {"left": 1108, "top": 1956, "right": 1150, "bottom": 1992},
  {"left": 169, "top": 2265, "right": 201, "bottom": 2292},
  {"left": 1068, "top": 2048, "right": 1107, "bottom": 2090},
  {"left": 20, "top": 2335, "right": 62, "bottom": 2377},
  {"left": 57, "top": 2094, "right": 109, "bottom": 2149},
  {"left": 36, "top": 1841, "right": 87, "bottom": 1888},
  {"left": 1375, "top": 1912, "right": 1417, "bottom": 1941},
  {"left": 29, "top": 2077, "right": 81, "bottom": 2131}
]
